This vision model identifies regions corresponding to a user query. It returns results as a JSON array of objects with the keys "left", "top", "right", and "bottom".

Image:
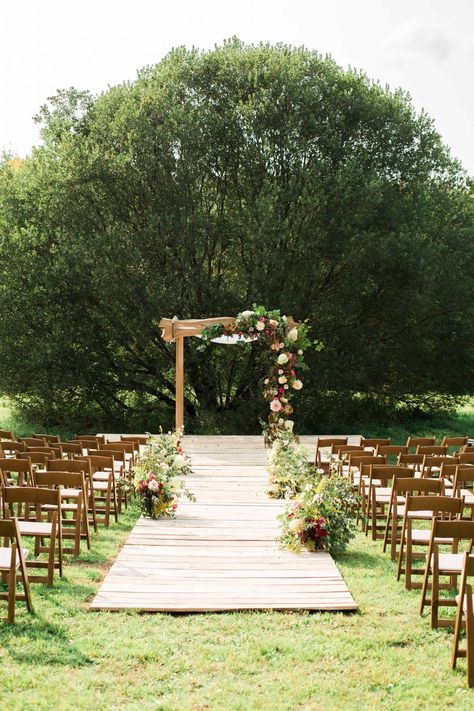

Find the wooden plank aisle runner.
[{"left": 90, "top": 436, "right": 357, "bottom": 611}]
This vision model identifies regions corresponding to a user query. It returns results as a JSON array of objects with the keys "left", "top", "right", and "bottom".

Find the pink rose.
[{"left": 270, "top": 399, "right": 283, "bottom": 412}]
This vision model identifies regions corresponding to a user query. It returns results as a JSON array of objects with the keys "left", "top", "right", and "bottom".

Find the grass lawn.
[{"left": 1, "top": 502, "right": 473, "bottom": 711}]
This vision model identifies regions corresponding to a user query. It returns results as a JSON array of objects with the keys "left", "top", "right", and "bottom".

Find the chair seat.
[
  {"left": 93, "top": 482, "right": 110, "bottom": 492},
  {"left": 18, "top": 521, "right": 53, "bottom": 536},
  {"left": 0, "top": 547, "right": 28, "bottom": 571},
  {"left": 410, "top": 529, "right": 453, "bottom": 544},
  {"left": 427, "top": 552, "right": 464, "bottom": 574},
  {"left": 60, "top": 488, "right": 81, "bottom": 499}
]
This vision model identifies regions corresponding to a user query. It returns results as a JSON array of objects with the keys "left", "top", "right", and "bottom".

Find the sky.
[{"left": 1, "top": 0, "right": 473, "bottom": 173}]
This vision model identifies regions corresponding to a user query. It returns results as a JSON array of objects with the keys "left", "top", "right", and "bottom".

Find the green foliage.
[
  {"left": 278, "top": 476, "right": 359, "bottom": 553},
  {"left": 133, "top": 432, "right": 195, "bottom": 517},
  {"left": 266, "top": 430, "right": 314, "bottom": 498},
  {"left": 0, "top": 39, "right": 473, "bottom": 431}
]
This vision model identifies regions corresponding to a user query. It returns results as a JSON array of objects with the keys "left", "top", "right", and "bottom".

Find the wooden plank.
[{"left": 91, "top": 435, "right": 357, "bottom": 613}]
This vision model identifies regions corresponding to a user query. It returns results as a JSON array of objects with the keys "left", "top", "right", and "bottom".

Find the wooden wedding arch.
[{"left": 159, "top": 316, "right": 235, "bottom": 431}]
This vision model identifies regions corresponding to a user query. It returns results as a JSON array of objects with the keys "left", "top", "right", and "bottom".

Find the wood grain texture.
[{"left": 90, "top": 436, "right": 358, "bottom": 612}]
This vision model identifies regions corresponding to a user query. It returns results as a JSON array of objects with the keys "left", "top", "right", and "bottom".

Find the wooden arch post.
[{"left": 159, "top": 317, "right": 235, "bottom": 432}]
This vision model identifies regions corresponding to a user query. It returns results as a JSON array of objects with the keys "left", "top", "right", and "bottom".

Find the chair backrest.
[
  {"left": 2, "top": 485, "right": 61, "bottom": 518},
  {"left": 431, "top": 517, "right": 474, "bottom": 542},
  {"left": 398, "top": 453, "right": 424, "bottom": 468},
  {"left": 0, "top": 429, "right": 14, "bottom": 441},
  {"left": 87, "top": 448, "right": 126, "bottom": 466},
  {"left": 0, "top": 516, "right": 22, "bottom": 539},
  {"left": 18, "top": 437, "right": 46, "bottom": 447},
  {"left": 36, "top": 470, "right": 85, "bottom": 490},
  {"left": 368, "top": 465, "right": 413, "bottom": 486},
  {"left": 376, "top": 445, "right": 409, "bottom": 458},
  {"left": 26, "top": 445, "right": 63, "bottom": 458},
  {"left": 439, "top": 462, "right": 462, "bottom": 482},
  {"left": 78, "top": 454, "right": 115, "bottom": 475},
  {"left": 416, "top": 445, "right": 448, "bottom": 456},
  {"left": 459, "top": 452, "right": 474, "bottom": 465},
  {"left": 316, "top": 437, "right": 348, "bottom": 450},
  {"left": 32, "top": 433, "right": 60, "bottom": 444},
  {"left": 422, "top": 455, "right": 455, "bottom": 477},
  {"left": 393, "top": 476, "right": 443, "bottom": 495},
  {"left": 332, "top": 444, "right": 365, "bottom": 456},
  {"left": 74, "top": 435, "right": 106, "bottom": 445},
  {"left": 348, "top": 454, "right": 387, "bottom": 469},
  {"left": 360, "top": 438, "right": 390, "bottom": 449},
  {"left": 452, "top": 465, "right": 474, "bottom": 492},
  {"left": 60, "top": 441, "right": 83, "bottom": 457},
  {"left": 404, "top": 494, "right": 463, "bottom": 517},
  {"left": 47, "top": 459, "right": 91, "bottom": 476},
  {"left": 0, "top": 440, "right": 26, "bottom": 453},
  {"left": 120, "top": 435, "right": 149, "bottom": 445},
  {"left": 441, "top": 436, "right": 468, "bottom": 448},
  {"left": 0, "top": 457, "right": 33, "bottom": 486},
  {"left": 18, "top": 451, "right": 49, "bottom": 467},
  {"left": 406, "top": 436, "right": 436, "bottom": 449},
  {"left": 99, "top": 441, "right": 134, "bottom": 456}
]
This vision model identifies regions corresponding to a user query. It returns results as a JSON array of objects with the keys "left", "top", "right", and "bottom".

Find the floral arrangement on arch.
[
  {"left": 266, "top": 429, "right": 313, "bottom": 499},
  {"left": 201, "top": 305, "right": 321, "bottom": 442},
  {"left": 133, "top": 431, "right": 195, "bottom": 519}
]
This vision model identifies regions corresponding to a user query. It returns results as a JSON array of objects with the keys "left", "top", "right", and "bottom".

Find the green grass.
[
  {"left": 1, "top": 512, "right": 474, "bottom": 710},
  {"left": 2, "top": 400, "right": 474, "bottom": 708}
]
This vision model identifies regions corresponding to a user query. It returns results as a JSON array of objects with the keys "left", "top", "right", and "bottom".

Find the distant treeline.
[{"left": 0, "top": 40, "right": 473, "bottom": 433}]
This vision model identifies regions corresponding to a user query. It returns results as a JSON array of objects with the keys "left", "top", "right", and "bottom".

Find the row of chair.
[
  {"left": 0, "top": 431, "right": 149, "bottom": 622},
  {"left": 315, "top": 435, "right": 474, "bottom": 687}
]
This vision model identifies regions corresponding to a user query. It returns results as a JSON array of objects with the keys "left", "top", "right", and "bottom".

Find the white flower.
[
  {"left": 278, "top": 418, "right": 284, "bottom": 425},
  {"left": 241, "top": 310, "right": 254, "bottom": 319},
  {"left": 284, "top": 420, "right": 294, "bottom": 432},
  {"left": 292, "top": 379, "right": 303, "bottom": 390},
  {"left": 277, "top": 353, "right": 289, "bottom": 365},
  {"left": 289, "top": 518, "right": 303, "bottom": 533},
  {"left": 278, "top": 369, "right": 283, "bottom": 375},
  {"left": 298, "top": 349, "right": 303, "bottom": 355},
  {"left": 264, "top": 378, "right": 269, "bottom": 385},
  {"left": 282, "top": 316, "right": 288, "bottom": 322},
  {"left": 174, "top": 454, "right": 186, "bottom": 468},
  {"left": 287, "top": 327, "right": 298, "bottom": 342},
  {"left": 284, "top": 384, "right": 289, "bottom": 389},
  {"left": 279, "top": 343, "right": 285, "bottom": 349},
  {"left": 148, "top": 480, "right": 159, "bottom": 491},
  {"left": 278, "top": 375, "right": 287, "bottom": 384},
  {"left": 256, "top": 321, "right": 265, "bottom": 331}
]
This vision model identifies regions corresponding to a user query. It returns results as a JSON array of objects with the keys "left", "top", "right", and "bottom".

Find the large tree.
[{"left": 0, "top": 40, "right": 472, "bottom": 431}]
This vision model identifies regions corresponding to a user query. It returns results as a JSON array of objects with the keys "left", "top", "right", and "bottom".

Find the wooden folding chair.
[
  {"left": 120, "top": 435, "right": 149, "bottom": 455},
  {"left": 422, "top": 455, "right": 455, "bottom": 479},
  {"left": 451, "top": 552, "right": 474, "bottom": 686},
  {"left": 459, "top": 452, "right": 474, "bottom": 466},
  {"left": 397, "top": 453, "right": 424, "bottom": 475},
  {"left": 451, "top": 465, "right": 474, "bottom": 518},
  {"left": 406, "top": 436, "right": 436, "bottom": 452},
  {"left": 87, "top": 449, "right": 127, "bottom": 511},
  {"left": 0, "top": 441, "right": 26, "bottom": 457},
  {"left": 18, "top": 451, "right": 51, "bottom": 475},
  {"left": 78, "top": 454, "right": 118, "bottom": 527},
  {"left": 417, "top": 445, "right": 448, "bottom": 457},
  {"left": 397, "top": 494, "right": 462, "bottom": 590},
  {"left": 441, "top": 436, "right": 468, "bottom": 455},
  {"left": 0, "top": 517, "right": 32, "bottom": 623},
  {"left": 365, "top": 466, "right": 412, "bottom": 540},
  {"left": 0, "top": 430, "right": 14, "bottom": 441},
  {"left": 420, "top": 518, "right": 474, "bottom": 628},
  {"left": 18, "top": 437, "right": 46, "bottom": 447},
  {"left": 32, "top": 433, "right": 60, "bottom": 444},
  {"left": 27, "top": 445, "right": 63, "bottom": 459},
  {"left": 360, "top": 438, "right": 390, "bottom": 453},
  {"left": 36, "top": 470, "right": 87, "bottom": 555},
  {"left": 0, "top": 457, "right": 34, "bottom": 487},
  {"left": 60, "top": 441, "right": 83, "bottom": 459},
  {"left": 314, "top": 437, "right": 348, "bottom": 469},
  {"left": 2, "top": 486, "right": 62, "bottom": 586},
  {"left": 383, "top": 476, "right": 444, "bottom": 559},
  {"left": 47, "top": 459, "right": 94, "bottom": 541},
  {"left": 347, "top": 454, "right": 387, "bottom": 524}
]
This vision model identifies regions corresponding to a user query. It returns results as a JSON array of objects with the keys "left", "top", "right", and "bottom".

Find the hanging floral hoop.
[{"left": 201, "top": 305, "right": 319, "bottom": 444}]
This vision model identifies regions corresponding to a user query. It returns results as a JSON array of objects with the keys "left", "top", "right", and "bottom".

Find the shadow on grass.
[{"left": 0, "top": 613, "right": 93, "bottom": 666}]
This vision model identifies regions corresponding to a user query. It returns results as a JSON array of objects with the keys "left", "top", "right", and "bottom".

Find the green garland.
[{"left": 201, "top": 305, "right": 322, "bottom": 443}]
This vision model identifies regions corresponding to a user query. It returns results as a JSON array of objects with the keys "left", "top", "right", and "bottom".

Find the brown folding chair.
[
  {"left": 420, "top": 518, "right": 474, "bottom": 628},
  {"left": 2, "top": 486, "right": 62, "bottom": 586},
  {"left": 36, "top": 470, "right": 87, "bottom": 555},
  {"left": 347, "top": 454, "right": 387, "bottom": 524},
  {"left": 47, "top": 459, "right": 94, "bottom": 541},
  {"left": 365, "top": 466, "right": 412, "bottom": 540},
  {"left": 406, "top": 436, "right": 436, "bottom": 452},
  {"left": 397, "top": 453, "right": 424, "bottom": 474},
  {"left": 451, "top": 465, "right": 474, "bottom": 518},
  {"left": 422, "top": 455, "right": 455, "bottom": 479},
  {"left": 360, "top": 438, "right": 390, "bottom": 452},
  {"left": 0, "top": 457, "right": 34, "bottom": 487},
  {"left": 383, "top": 476, "right": 444, "bottom": 559},
  {"left": 32, "top": 433, "right": 60, "bottom": 444},
  {"left": 61, "top": 441, "right": 83, "bottom": 459},
  {"left": 87, "top": 449, "right": 127, "bottom": 511},
  {"left": 314, "top": 437, "right": 348, "bottom": 469},
  {"left": 27, "top": 445, "right": 63, "bottom": 459},
  {"left": 78, "top": 454, "right": 118, "bottom": 527},
  {"left": 441, "top": 436, "right": 468, "bottom": 455},
  {"left": 0, "top": 441, "right": 26, "bottom": 457},
  {"left": 459, "top": 452, "right": 474, "bottom": 465},
  {"left": 18, "top": 437, "right": 46, "bottom": 447},
  {"left": 417, "top": 445, "right": 448, "bottom": 457},
  {"left": 397, "top": 494, "right": 462, "bottom": 590},
  {"left": 0, "top": 429, "right": 14, "bottom": 441},
  {"left": 451, "top": 552, "right": 474, "bottom": 687},
  {"left": 0, "top": 517, "right": 32, "bottom": 623}
]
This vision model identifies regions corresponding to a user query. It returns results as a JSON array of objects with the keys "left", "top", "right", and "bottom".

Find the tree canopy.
[{"left": 0, "top": 39, "right": 473, "bottom": 432}]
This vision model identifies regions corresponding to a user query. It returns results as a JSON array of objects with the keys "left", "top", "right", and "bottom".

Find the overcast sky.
[{"left": 2, "top": 0, "right": 473, "bottom": 173}]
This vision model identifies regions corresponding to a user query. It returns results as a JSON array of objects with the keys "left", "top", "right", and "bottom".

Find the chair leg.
[
  {"left": 7, "top": 546, "right": 16, "bottom": 623},
  {"left": 467, "top": 593, "right": 474, "bottom": 687},
  {"left": 451, "top": 594, "right": 464, "bottom": 670},
  {"left": 430, "top": 555, "right": 440, "bottom": 629}
]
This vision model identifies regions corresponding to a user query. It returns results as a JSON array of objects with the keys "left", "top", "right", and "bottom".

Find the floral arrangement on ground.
[
  {"left": 133, "top": 431, "right": 195, "bottom": 519},
  {"left": 200, "top": 304, "right": 322, "bottom": 443},
  {"left": 268, "top": 430, "right": 359, "bottom": 553}
]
